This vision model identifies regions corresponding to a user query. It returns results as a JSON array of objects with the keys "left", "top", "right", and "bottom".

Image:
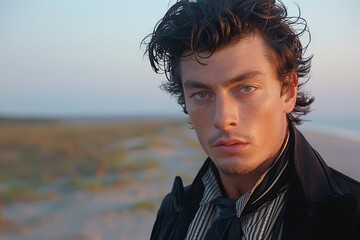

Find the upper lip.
[{"left": 213, "top": 138, "right": 248, "bottom": 147}]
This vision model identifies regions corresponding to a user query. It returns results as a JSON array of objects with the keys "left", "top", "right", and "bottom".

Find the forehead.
[{"left": 179, "top": 34, "right": 277, "bottom": 83}]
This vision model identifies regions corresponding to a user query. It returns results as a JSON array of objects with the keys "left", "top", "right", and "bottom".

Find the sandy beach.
[{"left": 0, "top": 121, "right": 359, "bottom": 240}]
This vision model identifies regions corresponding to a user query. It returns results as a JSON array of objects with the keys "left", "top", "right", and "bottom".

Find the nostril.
[{"left": 214, "top": 119, "right": 238, "bottom": 130}]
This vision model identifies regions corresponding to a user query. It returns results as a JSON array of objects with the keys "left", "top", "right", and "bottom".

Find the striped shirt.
[{"left": 185, "top": 163, "right": 289, "bottom": 240}]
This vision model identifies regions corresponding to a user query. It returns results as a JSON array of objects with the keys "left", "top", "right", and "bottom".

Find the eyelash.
[
  {"left": 190, "top": 85, "right": 257, "bottom": 101},
  {"left": 238, "top": 86, "right": 256, "bottom": 94},
  {"left": 192, "top": 92, "right": 210, "bottom": 100}
]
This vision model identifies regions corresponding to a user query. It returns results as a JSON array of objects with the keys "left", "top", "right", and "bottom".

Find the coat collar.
[
  {"left": 290, "top": 123, "right": 351, "bottom": 204},
  {"left": 282, "top": 124, "right": 358, "bottom": 240}
]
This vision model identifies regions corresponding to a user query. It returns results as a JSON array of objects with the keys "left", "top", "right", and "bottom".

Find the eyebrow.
[{"left": 183, "top": 70, "right": 264, "bottom": 90}]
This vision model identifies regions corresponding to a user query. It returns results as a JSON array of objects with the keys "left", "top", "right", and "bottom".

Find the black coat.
[{"left": 150, "top": 125, "right": 360, "bottom": 240}]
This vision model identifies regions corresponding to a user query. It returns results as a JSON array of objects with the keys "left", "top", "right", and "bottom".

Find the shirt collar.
[{"left": 199, "top": 162, "right": 222, "bottom": 206}]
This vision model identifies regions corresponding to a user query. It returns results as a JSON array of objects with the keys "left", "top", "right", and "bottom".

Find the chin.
[{"left": 214, "top": 157, "right": 254, "bottom": 176}]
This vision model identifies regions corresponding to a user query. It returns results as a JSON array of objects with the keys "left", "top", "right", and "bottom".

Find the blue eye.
[
  {"left": 239, "top": 86, "right": 256, "bottom": 94},
  {"left": 194, "top": 92, "right": 208, "bottom": 99}
]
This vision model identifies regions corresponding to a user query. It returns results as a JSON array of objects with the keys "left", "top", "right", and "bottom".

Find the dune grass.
[{"left": 0, "top": 117, "right": 185, "bottom": 203}]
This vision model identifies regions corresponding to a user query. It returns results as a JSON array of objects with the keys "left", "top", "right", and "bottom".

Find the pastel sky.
[{"left": 0, "top": 0, "right": 359, "bottom": 119}]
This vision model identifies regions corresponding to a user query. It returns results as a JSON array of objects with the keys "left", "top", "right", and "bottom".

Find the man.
[{"left": 143, "top": 0, "right": 360, "bottom": 239}]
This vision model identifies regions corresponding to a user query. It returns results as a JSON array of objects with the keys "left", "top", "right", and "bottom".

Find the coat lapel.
[
  {"left": 282, "top": 125, "right": 358, "bottom": 240},
  {"left": 170, "top": 158, "right": 211, "bottom": 239}
]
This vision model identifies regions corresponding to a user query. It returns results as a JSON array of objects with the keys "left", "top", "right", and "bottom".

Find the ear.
[{"left": 282, "top": 72, "right": 298, "bottom": 114}]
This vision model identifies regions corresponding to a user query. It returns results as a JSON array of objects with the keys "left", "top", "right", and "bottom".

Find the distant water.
[{"left": 300, "top": 117, "right": 360, "bottom": 142}]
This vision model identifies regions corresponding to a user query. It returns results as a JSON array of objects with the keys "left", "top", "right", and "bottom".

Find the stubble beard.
[{"left": 215, "top": 158, "right": 255, "bottom": 176}]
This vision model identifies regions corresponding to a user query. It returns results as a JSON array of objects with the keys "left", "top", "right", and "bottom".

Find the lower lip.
[{"left": 214, "top": 143, "right": 249, "bottom": 153}]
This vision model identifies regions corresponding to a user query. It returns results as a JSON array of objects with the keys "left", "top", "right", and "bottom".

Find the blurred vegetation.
[
  {"left": 0, "top": 117, "right": 185, "bottom": 204},
  {"left": 130, "top": 199, "right": 158, "bottom": 212}
]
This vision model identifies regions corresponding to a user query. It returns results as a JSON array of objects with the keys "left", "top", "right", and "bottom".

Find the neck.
[
  {"left": 219, "top": 170, "right": 264, "bottom": 199},
  {"left": 219, "top": 129, "right": 290, "bottom": 200}
]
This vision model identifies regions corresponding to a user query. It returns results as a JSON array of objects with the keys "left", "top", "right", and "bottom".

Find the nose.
[{"left": 213, "top": 94, "right": 239, "bottom": 130}]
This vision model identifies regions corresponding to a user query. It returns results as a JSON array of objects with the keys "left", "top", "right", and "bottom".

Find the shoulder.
[
  {"left": 291, "top": 125, "right": 360, "bottom": 198},
  {"left": 150, "top": 177, "right": 196, "bottom": 240},
  {"left": 329, "top": 168, "right": 360, "bottom": 196},
  {"left": 151, "top": 177, "right": 186, "bottom": 229}
]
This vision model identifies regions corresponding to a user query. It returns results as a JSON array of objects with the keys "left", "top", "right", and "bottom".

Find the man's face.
[{"left": 180, "top": 34, "right": 297, "bottom": 177}]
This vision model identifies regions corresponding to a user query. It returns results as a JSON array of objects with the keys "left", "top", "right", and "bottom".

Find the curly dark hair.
[{"left": 143, "top": 0, "right": 314, "bottom": 124}]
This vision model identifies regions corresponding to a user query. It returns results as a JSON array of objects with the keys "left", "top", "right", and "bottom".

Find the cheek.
[
  {"left": 248, "top": 92, "right": 278, "bottom": 117},
  {"left": 188, "top": 110, "right": 212, "bottom": 151},
  {"left": 192, "top": 123, "right": 211, "bottom": 155},
  {"left": 246, "top": 93, "right": 285, "bottom": 132}
]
